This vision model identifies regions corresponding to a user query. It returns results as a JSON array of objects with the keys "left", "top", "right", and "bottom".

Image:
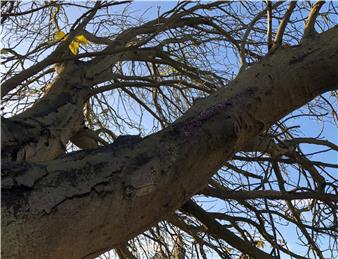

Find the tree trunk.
[{"left": 2, "top": 26, "right": 338, "bottom": 258}]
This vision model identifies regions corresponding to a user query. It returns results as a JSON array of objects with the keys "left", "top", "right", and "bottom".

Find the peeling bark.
[
  {"left": 2, "top": 62, "right": 91, "bottom": 162},
  {"left": 2, "top": 26, "right": 338, "bottom": 258}
]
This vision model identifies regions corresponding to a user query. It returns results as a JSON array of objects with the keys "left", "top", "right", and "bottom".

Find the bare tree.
[{"left": 1, "top": 1, "right": 337, "bottom": 258}]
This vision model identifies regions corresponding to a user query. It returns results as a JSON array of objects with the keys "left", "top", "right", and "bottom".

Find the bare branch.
[
  {"left": 200, "top": 187, "right": 338, "bottom": 202},
  {"left": 304, "top": 1, "right": 326, "bottom": 38},
  {"left": 266, "top": 0, "right": 273, "bottom": 50},
  {"left": 239, "top": 1, "right": 283, "bottom": 66},
  {"left": 181, "top": 200, "right": 278, "bottom": 259},
  {"left": 272, "top": 1, "right": 297, "bottom": 50}
]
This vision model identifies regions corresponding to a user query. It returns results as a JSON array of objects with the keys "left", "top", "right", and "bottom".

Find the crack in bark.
[{"left": 43, "top": 178, "right": 114, "bottom": 215}]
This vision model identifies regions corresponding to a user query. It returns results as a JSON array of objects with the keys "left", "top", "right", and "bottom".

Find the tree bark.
[
  {"left": 1, "top": 61, "right": 91, "bottom": 162},
  {"left": 2, "top": 26, "right": 338, "bottom": 258}
]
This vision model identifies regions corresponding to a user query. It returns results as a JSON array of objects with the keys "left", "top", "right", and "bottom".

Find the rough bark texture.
[
  {"left": 1, "top": 61, "right": 91, "bottom": 162},
  {"left": 2, "top": 26, "right": 338, "bottom": 258}
]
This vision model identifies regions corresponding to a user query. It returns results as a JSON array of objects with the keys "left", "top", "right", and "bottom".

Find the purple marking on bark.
[
  {"left": 178, "top": 101, "right": 233, "bottom": 138},
  {"left": 175, "top": 87, "right": 259, "bottom": 139}
]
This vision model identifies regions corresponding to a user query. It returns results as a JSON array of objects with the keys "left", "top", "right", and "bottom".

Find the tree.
[{"left": 1, "top": 1, "right": 337, "bottom": 258}]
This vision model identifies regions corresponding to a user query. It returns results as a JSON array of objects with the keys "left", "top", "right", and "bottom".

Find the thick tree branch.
[
  {"left": 2, "top": 26, "right": 338, "bottom": 258},
  {"left": 1, "top": 61, "right": 92, "bottom": 162}
]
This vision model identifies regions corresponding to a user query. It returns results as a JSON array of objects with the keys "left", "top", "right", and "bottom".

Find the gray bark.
[{"left": 2, "top": 26, "right": 338, "bottom": 258}]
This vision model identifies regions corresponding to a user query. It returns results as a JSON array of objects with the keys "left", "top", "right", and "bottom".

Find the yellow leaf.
[
  {"left": 74, "top": 34, "right": 89, "bottom": 45},
  {"left": 69, "top": 41, "right": 79, "bottom": 55},
  {"left": 256, "top": 240, "right": 265, "bottom": 248},
  {"left": 55, "top": 30, "right": 67, "bottom": 41}
]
